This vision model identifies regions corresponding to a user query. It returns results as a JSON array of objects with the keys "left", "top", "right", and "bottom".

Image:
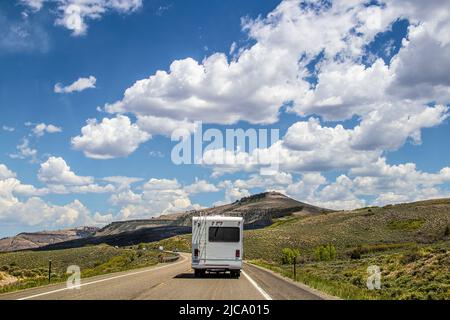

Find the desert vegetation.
[
  {"left": 244, "top": 199, "right": 450, "bottom": 299},
  {"left": 251, "top": 243, "right": 449, "bottom": 300}
]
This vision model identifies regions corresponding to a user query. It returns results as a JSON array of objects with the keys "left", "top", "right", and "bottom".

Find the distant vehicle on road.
[{"left": 192, "top": 216, "right": 243, "bottom": 278}]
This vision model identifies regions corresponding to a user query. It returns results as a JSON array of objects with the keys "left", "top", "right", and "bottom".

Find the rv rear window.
[{"left": 208, "top": 227, "right": 240, "bottom": 242}]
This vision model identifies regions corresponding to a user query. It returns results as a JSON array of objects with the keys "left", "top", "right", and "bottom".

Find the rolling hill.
[{"left": 244, "top": 198, "right": 450, "bottom": 260}]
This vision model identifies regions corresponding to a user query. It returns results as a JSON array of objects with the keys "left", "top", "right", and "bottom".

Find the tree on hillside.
[
  {"left": 314, "top": 244, "right": 337, "bottom": 261},
  {"left": 281, "top": 248, "right": 300, "bottom": 264}
]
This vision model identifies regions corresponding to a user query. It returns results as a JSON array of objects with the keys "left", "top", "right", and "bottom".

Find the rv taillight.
[
  {"left": 194, "top": 249, "right": 199, "bottom": 257},
  {"left": 235, "top": 250, "right": 240, "bottom": 258}
]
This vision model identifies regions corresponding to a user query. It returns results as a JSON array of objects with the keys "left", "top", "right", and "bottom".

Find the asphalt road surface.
[{"left": 0, "top": 253, "right": 325, "bottom": 300}]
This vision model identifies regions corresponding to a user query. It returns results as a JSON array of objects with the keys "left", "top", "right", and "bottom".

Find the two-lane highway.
[{"left": 0, "top": 253, "right": 327, "bottom": 300}]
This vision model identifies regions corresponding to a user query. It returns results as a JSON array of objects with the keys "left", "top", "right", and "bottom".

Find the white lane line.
[
  {"left": 242, "top": 271, "right": 272, "bottom": 300},
  {"left": 17, "top": 255, "right": 187, "bottom": 300}
]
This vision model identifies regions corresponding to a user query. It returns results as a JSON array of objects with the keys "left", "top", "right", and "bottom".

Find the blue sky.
[{"left": 1, "top": 0, "right": 449, "bottom": 237}]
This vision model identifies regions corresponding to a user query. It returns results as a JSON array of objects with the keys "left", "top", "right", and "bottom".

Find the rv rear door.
[{"left": 207, "top": 225, "right": 241, "bottom": 260}]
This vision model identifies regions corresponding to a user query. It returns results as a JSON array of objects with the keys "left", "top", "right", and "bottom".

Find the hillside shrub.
[
  {"left": 314, "top": 244, "right": 337, "bottom": 261},
  {"left": 348, "top": 243, "right": 413, "bottom": 259},
  {"left": 401, "top": 247, "right": 421, "bottom": 264},
  {"left": 350, "top": 246, "right": 362, "bottom": 259},
  {"left": 93, "top": 260, "right": 102, "bottom": 267},
  {"left": 281, "top": 248, "right": 300, "bottom": 264},
  {"left": 444, "top": 225, "right": 450, "bottom": 237},
  {"left": 11, "top": 270, "right": 23, "bottom": 277},
  {"left": 22, "top": 270, "right": 36, "bottom": 278},
  {"left": 388, "top": 218, "right": 424, "bottom": 231}
]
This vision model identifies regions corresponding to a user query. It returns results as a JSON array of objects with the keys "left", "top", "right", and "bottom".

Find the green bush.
[
  {"left": 281, "top": 248, "right": 300, "bottom": 264},
  {"left": 444, "top": 225, "right": 450, "bottom": 237},
  {"left": 350, "top": 246, "right": 362, "bottom": 260},
  {"left": 314, "top": 244, "right": 337, "bottom": 261},
  {"left": 11, "top": 270, "right": 23, "bottom": 277}
]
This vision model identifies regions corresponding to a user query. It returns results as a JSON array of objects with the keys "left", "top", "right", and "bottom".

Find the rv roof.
[{"left": 192, "top": 216, "right": 243, "bottom": 222}]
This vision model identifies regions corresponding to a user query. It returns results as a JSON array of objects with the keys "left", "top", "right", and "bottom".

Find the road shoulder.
[{"left": 244, "top": 261, "right": 340, "bottom": 300}]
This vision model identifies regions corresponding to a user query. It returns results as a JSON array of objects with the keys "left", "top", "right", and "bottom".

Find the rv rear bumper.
[{"left": 192, "top": 259, "right": 242, "bottom": 270}]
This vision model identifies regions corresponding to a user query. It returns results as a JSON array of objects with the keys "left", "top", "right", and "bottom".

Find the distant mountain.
[
  {"left": 36, "top": 192, "right": 331, "bottom": 251},
  {"left": 94, "top": 218, "right": 179, "bottom": 237},
  {"left": 171, "top": 191, "right": 330, "bottom": 227},
  {"left": 0, "top": 227, "right": 98, "bottom": 252},
  {"left": 96, "top": 191, "right": 331, "bottom": 235}
]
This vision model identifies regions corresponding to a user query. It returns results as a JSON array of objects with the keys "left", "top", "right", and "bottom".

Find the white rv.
[{"left": 192, "top": 216, "right": 243, "bottom": 278}]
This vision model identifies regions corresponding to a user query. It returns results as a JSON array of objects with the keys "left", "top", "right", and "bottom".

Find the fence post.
[
  {"left": 48, "top": 260, "right": 52, "bottom": 283},
  {"left": 293, "top": 256, "right": 296, "bottom": 281}
]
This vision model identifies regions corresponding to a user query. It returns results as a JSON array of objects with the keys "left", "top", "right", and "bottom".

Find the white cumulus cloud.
[
  {"left": 116, "top": 178, "right": 201, "bottom": 220},
  {"left": 0, "top": 164, "right": 16, "bottom": 180},
  {"left": 38, "top": 156, "right": 94, "bottom": 186},
  {"left": 102, "top": 176, "right": 143, "bottom": 191},
  {"left": 0, "top": 163, "right": 112, "bottom": 229},
  {"left": 74, "top": 0, "right": 449, "bottom": 165},
  {"left": 71, "top": 115, "right": 150, "bottom": 159},
  {"left": 54, "top": 75, "right": 96, "bottom": 93},
  {"left": 9, "top": 138, "right": 38, "bottom": 163},
  {"left": 184, "top": 179, "right": 219, "bottom": 194},
  {"left": 32, "top": 123, "right": 62, "bottom": 137}
]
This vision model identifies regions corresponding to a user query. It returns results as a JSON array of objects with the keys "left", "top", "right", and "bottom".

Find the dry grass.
[{"left": 0, "top": 272, "right": 18, "bottom": 287}]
